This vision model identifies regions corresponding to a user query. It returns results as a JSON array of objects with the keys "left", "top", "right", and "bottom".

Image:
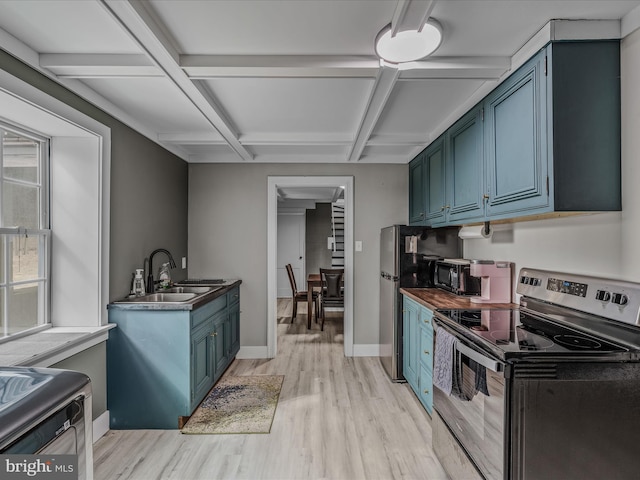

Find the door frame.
[{"left": 267, "top": 176, "right": 354, "bottom": 358}]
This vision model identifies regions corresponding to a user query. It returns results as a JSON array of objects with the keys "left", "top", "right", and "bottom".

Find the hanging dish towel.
[
  {"left": 433, "top": 325, "right": 457, "bottom": 395},
  {"left": 471, "top": 360, "right": 490, "bottom": 396}
]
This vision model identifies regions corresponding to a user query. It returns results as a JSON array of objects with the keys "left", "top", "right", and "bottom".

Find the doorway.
[{"left": 267, "top": 176, "right": 354, "bottom": 358}]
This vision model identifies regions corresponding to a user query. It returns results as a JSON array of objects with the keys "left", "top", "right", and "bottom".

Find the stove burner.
[{"left": 553, "top": 335, "right": 602, "bottom": 349}]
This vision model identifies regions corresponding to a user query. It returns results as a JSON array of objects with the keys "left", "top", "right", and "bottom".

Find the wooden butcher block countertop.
[{"left": 400, "top": 287, "right": 517, "bottom": 311}]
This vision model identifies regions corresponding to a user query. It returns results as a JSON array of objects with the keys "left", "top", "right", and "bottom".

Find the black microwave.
[{"left": 434, "top": 260, "right": 481, "bottom": 296}]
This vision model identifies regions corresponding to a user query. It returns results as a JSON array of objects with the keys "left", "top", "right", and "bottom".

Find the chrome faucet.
[{"left": 146, "top": 248, "right": 177, "bottom": 293}]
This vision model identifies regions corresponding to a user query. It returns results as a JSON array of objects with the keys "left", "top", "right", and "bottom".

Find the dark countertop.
[
  {"left": 400, "top": 287, "right": 516, "bottom": 311},
  {"left": 108, "top": 279, "right": 242, "bottom": 311}
]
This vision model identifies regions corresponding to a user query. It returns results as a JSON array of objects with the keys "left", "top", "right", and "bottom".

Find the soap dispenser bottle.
[
  {"left": 133, "top": 269, "right": 146, "bottom": 296},
  {"left": 158, "top": 262, "right": 171, "bottom": 289}
]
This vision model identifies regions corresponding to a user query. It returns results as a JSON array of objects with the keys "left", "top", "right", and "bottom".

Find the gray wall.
[
  {"left": 306, "top": 203, "right": 333, "bottom": 275},
  {"left": 52, "top": 343, "right": 106, "bottom": 421},
  {"left": 188, "top": 163, "right": 408, "bottom": 348},
  {"left": 0, "top": 50, "right": 189, "bottom": 418}
]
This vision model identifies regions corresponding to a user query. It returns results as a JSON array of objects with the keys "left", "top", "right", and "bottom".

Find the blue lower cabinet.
[
  {"left": 418, "top": 363, "right": 434, "bottom": 414},
  {"left": 107, "top": 286, "right": 240, "bottom": 429},
  {"left": 403, "top": 296, "right": 420, "bottom": 391},
  {"left": 403, "top": 295, "right": 435, "bottom": 415}
]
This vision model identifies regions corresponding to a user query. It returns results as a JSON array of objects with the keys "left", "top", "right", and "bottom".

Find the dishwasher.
[{"left": 0, "top": 366, "right": 93, "bottom": 480}]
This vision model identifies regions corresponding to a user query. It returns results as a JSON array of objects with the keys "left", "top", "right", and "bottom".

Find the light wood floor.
[{"left": 93, "top": 300, "right": 448, "bottom": 480}]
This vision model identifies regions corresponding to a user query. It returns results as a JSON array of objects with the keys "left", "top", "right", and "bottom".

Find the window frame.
[{"left": 0, "top": 120, "right": 51, "bottom": 339}]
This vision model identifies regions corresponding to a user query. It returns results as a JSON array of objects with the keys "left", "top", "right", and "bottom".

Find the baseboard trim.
[
  {"left": 352, "top": 344, "right": 380, "bottom": 357},
  {"left": 93, "top": 410, "right": 110, "bottom": 443},
  {"left": 237, "top": 346, "right": 269, "bottom": 359}
]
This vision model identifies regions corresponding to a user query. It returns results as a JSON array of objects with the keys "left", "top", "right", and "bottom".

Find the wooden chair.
[
  {"left": 285, "top": 263, "right": 319, "bottom": 323},
  {"left": 319, "top": 268, "right": 344, "bottom": 331}
]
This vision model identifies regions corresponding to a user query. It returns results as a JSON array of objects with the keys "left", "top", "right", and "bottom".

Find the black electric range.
[
  {"left": 431, "top": 268, "right": 640, "bottom": 480},
  {"left": 435, "top": 306, "right": 635, "bottom": 361}
]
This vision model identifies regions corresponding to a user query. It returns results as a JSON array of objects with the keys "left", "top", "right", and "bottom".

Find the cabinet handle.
[
  {"left": 424, "top": 389, "right": 430, "bottom": 394},
  {"left": 440, "top": 206, "right": 445, "bottom": 211},
  {"left": 211, "top": 332, "right": 218, "bottom": 337},
  {"left": 424, "top": 319, "right": 430, "bottom": 324},
  {"left": 424, "top": 350, "right": 430, "bottom": 355},
  {"left": 420, "top": 212, "right": 424, "bottom": 218}
]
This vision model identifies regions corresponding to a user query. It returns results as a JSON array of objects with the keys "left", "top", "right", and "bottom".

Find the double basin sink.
[{"left": 117, "top": 284, "right": 224, "bottom": 304}]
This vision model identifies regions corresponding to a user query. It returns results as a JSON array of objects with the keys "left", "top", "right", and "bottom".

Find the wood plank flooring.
[{"left": 93, "top": 300, "right": 449, "bottom": 480}]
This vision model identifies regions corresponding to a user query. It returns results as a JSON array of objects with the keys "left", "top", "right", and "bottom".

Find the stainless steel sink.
[
  {"left": 162, "top": 286, "right": 214, "bottom": 294},
  {"left": 124, "top": 292, "right": 198, "bottom": 303}
]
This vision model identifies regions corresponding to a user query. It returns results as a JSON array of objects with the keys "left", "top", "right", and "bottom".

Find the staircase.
[{"left": 331, "top": 200, "right": 345, "bottom": 268}]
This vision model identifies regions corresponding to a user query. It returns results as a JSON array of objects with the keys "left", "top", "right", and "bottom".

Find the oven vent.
[{"left": 513, "top": 364, "right": 558, "bottom": 379}]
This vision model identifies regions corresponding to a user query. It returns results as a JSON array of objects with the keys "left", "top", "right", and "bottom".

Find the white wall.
[
  {"left": 466, "top": 28, "right": 640, "bottom": 297},
  {"left": 188, "top": 163, "right": 407, "bottom": 348}
]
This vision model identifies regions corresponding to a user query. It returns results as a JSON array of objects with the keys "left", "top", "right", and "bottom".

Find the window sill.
[{"left": 0, "top": 325, "right": 115, "bottom": 367}]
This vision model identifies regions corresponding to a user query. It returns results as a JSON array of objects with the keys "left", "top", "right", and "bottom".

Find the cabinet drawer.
[
  {"left": 420, "top": 327, "right": 433, "bottom": 370},
  {"left": 227, "top": 286, "right": 240, "bottom": 306},
  {"left": 191, "top": 295, "right": 227, "bottom": 330},
  {"left": 420, "top": 308, "right": 434, "bottom": 332},
  {"left": 418, "top": 363, "right": 434, "bottom": 414}
]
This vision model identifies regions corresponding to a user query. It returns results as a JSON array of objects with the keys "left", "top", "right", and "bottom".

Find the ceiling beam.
[
  {"left": 398, "top": 56, "right": 510, "bottom": 79},
  {"left": 40, "top": 53, "right": 162, "bottom": 78},
  {"left": 99, "top": 0, "right": 254, "bottom": 161},
  {"left": 347, "top": 65, "right": 400, "bottom": 162},
  {"left": 182, "top": 55, "right": 379, "bottom": 78},
  {"left": 392, "top": 0, "right": 437, "bottom": 34}
]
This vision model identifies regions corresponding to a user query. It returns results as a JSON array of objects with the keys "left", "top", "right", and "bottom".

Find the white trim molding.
[{"left": 267, "top": 176, "right": 354, "bottom": 358}]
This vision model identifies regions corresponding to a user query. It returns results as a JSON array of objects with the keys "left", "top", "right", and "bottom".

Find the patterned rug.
[{"left": 181, "top": 375, "right": 284, "bottom": 434}]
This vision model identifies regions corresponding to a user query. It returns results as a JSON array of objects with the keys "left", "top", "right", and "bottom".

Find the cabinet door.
[
  {"left": 402, "top": 297, "right": 419, "bottom": 391},
  {"left": 191, "top": 322, "right": 214, "bottom": 407},
  {"left": 229, "top": 302, "right": 240, "bottom": 358},
  {"left": 408, "top": 155, "right": 426, "bottom": 225},
  {"left": 447, "top": 107, "right": 485, "bottom": 223},
  {"left": 212, "top": 313, "right": 229, "bottom": 379},
  {"left": 424, "top": 135, "right": 447, "bottom": 225},
  {"left": 484, "top": 48, "right": 549, "bottom": 218}
]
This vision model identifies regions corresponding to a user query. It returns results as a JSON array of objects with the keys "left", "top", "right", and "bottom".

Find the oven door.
[{"left": 433, "top": 321, "right": 507, "bottom": 480}]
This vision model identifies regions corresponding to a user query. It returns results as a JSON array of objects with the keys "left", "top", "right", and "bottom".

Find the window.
[{"left": 0, "top": 122, "right": 49, "bottom": 338}]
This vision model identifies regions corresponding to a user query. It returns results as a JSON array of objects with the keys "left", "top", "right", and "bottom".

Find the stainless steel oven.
[
  {"left": 433, "top": 322, "right": 506, "bottom": 479},
  {"left": 432, "top": 268, "right": 640, "bottom": 480}
]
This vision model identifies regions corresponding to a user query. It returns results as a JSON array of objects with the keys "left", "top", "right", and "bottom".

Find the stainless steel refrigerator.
[{"left": 379, "top": 225, "right": 461, "bottom": 382}]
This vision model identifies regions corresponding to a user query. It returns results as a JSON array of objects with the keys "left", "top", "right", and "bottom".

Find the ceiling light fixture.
[{"left": 374, "top": 20, "right": 443, "bottom": 65}]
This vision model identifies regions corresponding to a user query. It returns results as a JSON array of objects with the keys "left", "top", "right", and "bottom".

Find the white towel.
[{"left": 433, "top": 326, "right": 457, "bottom": 395}]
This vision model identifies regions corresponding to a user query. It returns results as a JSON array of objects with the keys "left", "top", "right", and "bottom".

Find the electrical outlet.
[
  {"left": 182, "top": 257, "right": 187, "bottom": 269},
  {"left": 355, "top": 241, "right": 363, "bottom": 252}
]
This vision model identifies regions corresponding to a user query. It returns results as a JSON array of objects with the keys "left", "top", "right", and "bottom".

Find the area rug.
[{"left": 181, "top": 375, "right": 284, "bottom": 434}]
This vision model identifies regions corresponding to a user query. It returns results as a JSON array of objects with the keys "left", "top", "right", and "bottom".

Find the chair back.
[
  {"left": 320, "top": 268, "right": 344, "bottom": 299},
  {"left": 285, "top": 263, "right": 298, "bottom": 295}
]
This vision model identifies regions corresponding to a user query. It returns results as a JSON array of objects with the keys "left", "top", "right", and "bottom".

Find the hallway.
[{"left": 93, "top": 300, "right": 447, "bottom": 479}]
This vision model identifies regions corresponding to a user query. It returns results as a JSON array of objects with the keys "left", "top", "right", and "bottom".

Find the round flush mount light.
[{"left": 375, "top": 20, "right": 443, "bottom": 64}]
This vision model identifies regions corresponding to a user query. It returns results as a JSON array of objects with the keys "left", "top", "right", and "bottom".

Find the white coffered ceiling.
[{"left": 0, "top": 0, "right": 639, "bottom": 164}]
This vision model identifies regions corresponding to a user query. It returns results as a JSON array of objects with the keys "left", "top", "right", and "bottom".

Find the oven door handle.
[{"left": 455, "top": 341, "right": 504, "bottom": 373}]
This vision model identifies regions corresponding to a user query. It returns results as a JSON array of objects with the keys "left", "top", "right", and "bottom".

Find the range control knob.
[
  {"left": 611, "top": 293, "right": 629, "bottom": 306},
  {"left": 596, "top": 290, "right": 611, "bottom": 302}
]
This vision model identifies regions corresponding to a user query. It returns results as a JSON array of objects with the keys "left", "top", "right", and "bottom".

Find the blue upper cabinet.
[
  {"left": 408, "top": 41, "right": 621, "bottom": 227},
  {"left": 408, "top": 154, "right": 426, "bottom": 224},
  {"left": 424, "top": 135, "right": 447, "bottom": 224},
  {"left": 446, "top": 106, "right": 485, "bottom": 223},
  {"left": 484, "top": 48, "right": 549, "bottom": 218}
]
